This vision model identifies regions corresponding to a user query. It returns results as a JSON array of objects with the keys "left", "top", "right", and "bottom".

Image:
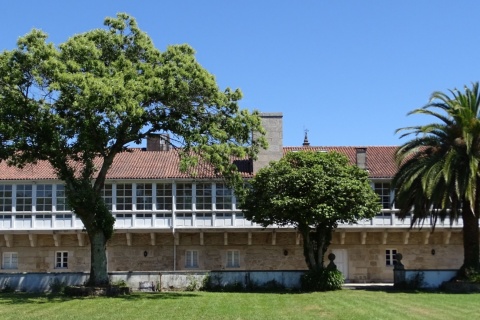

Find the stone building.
[{"left": 0, "top": 113, "right": 463, "bottom": 282}]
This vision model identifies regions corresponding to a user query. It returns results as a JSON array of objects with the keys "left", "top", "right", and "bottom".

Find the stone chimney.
[
  {"left": 146, "top": 134, "right": 171, "bottom": 151},
  {"left": 253, "top": 112, "right": 283, "bottom": 173},
  {"left": 355, "top": 147, "right": 367, "bottom": 169}
]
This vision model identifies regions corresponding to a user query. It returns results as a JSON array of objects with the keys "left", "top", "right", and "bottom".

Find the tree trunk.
[
  {"left": 299, "top": 224, "right": 333, "bottom": 272},
  {"left": 300, "top": 226, "right": 316, "bottom": 270},
  {"left": 460, "top": 201, "right": 480, "bottom": 275},
  {"left": 314, "top": 225, "right": 332, "bottom": 270},
  {"left": 65, "top": 180, "right": 115, "bottom": 287},
  {"left": 86, "top": 230, "right": 110, "bottom": 286}
]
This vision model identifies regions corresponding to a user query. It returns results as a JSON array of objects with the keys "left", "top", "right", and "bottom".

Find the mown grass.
[{"left": 0, "top": 288, "right": 477, "bottom": 320}]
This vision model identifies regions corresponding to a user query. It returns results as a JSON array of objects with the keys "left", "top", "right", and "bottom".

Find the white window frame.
[
  {"left": 35, "top": 214, "right": 52, "bottom": 228},
  {"left": 226, "top": 250, "right": 240, "bottom": 268},
  {"left": 101, "top": 184, "right": 113, "bottom": 210},
  {"left": 374, "top": 182, "right": 392, "bottom": 210},
  {"left": 0, "top": 214, "right": 12, "bottom": 229},
  {"left": 386, "top": 249, "right": 397, "bottom": 266},
  {"left": 55, "top": 251, "right": 68, "bottom": 269},
  {"left": 176, "top": 183, "right": 192, "bottom": 210},
  {"left": 156, "top": 183, "right": 173, "bottom": 210},
  {"left": 116, "top": 183, "right": 133, "bottom": 211},
  {"left": 2, "top": 252, "right": 18, "bottom": 269},
  {"left": 0, "top": 185, "right": 12, "bottom": 212},
  {"left": 195, "top": 183, "right": 212, "bottom": 210},
  {"left": 136, "top": 183, "right": 153, "bottom": 210},
  {"left": 185, "top": 250, "right": 199, "bottom": 268},
  {"left": 215, "top": 183, "right": 232, "bottom": 210},
  {"left": 16, "top": 185, "right": 33, "bottom": 212},
  {"left": 35, "top": 184, "right": 53, "bottom": 212},
  {"left": 55, "top": 185, "right": 70, "bottom": 211},
  {"left": 135, "top": 213, "right": 153, "bottom": 227},
  {"left": 55, "top": 214, "right": 73, "bottom": 228},
  {"left": 15, "top": 214, "right": 32, "bottom": 228}
]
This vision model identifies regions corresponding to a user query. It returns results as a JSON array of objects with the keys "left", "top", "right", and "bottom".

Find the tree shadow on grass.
[
  {"left": 0, "top": 291, "right": 200, "bottom": 304},
  {"left": 342, "top": 285, "right": 449, "bottom": 294},
  {"left": 342, "top": 284, "right": 396, "bottom": 293},
  {"left": 113, "top": 292, "right": 200, "bottom": 301}
]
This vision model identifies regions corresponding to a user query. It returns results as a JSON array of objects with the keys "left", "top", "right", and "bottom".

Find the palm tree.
[{"left": 393, "top": 82, "right": 480, "bottom": 276}]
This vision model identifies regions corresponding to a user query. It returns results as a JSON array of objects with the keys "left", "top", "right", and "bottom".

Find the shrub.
[
  {"left": 1, "top": 280, "right": 15, "bottom": 293},
  {"left": 202, "top": 273, "right": 223, "bottom": 291},
  {"left": 394, "top": 272, "right": 425, "bottom": 290},
  {"left": 465, "top": 268, "right": 480, "bottom": 283},
  {"left": 222, "top": 281, "right": 245, "bottom": 292},
  {"left": 185, "top": 275, "right": 202, "bottom": 291},
  {"left": 110, "top": 279, "right": 128, "bottom": 287},
  {"left": 202, "top": 274, "right": 289, "bottom": 292},
  {"left": 49, "top": 278, "right": 67, "bottom": 294},
  {"left": 406, "top": 272, "right": 424, "bottom": 289},
  {"left": 301, "top": 269, "right": 344, "bottom": 292}
]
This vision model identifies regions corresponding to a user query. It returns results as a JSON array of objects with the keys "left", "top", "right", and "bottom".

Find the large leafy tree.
[
  {"left": 393, "top": 82, "right": 480, "bottom": 276},
  {"left": 0, "top": 13, "right": 266, "bottom": 286},
  {"left": 241, "top": 151, "right": 380, "bottom": 272}
]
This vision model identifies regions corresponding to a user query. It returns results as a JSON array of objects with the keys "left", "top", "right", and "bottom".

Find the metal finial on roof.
[{"left": 303, "top": 129, "right": 310, "bottom": 146}]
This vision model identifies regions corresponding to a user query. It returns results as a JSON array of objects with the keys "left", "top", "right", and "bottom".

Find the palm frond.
[{"left": 393, "top": 82, "right": 480, "bottom": 229}]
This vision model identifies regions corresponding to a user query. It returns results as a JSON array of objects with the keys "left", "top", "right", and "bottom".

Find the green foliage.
[
  {"left": 0, "top": 280, "right": 14, "bottom": 293},
  {"left": 110, "top": 279, "right": 128, "bottom": 288},
  {"left": 242, "top": 151, "right": 379, "bottom": 229},
  {"left": 48, "top": 278, "right": 67, "bottom": 294},
  {"left": 395, "top": 272, "right": 425, "bottom": 291},
  {"left": 300, "top": 269, "right": 344, "bottom": 292},
  {"left": 406, "top": 272, "right": 425, "bottom": 290},
  {"left": 393, "top": 83, "right": 480, "bottom": 273},
  {"left": 201, "top": 273, "right": 287, "bottom": 293},
  {"left": 201, "top": 273, "right": 221, "bottom": 291},
  {"left": 242, "top": 151, "right": 380, "bottom": 270},
  {"left": 185, "top": 275, "right": 202, "bottom": 291},
  {"left": 201, "top": 273, "right": 243, "bottom": 292},
  {"left": 0, "top": 13, "right": 266, "bottom": 286},
  {"left": 464, "top": 268, "right": 480, "bottom": 283}
]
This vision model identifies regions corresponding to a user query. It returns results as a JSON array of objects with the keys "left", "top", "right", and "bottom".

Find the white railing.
[
  {"left": 346, "top": 211, "right": 463, "bottom": 228},
  {"left": 0, "top": 210, "right": 465, "bottom": 231}
]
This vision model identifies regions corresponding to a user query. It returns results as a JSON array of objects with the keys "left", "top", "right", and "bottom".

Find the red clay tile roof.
[
  {"left": 0, "top": 149, "right": 253, "bottom": 181},
  {"left": 0, "top": 146, "right": 399, "bottom": 181},
  {"left": 283, "top": 146, "right": 398, "bottom": 179}
]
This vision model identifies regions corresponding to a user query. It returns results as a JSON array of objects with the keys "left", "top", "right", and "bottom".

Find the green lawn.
[{"left": 0, "top": 289, "right": 476, "bottom": 320}]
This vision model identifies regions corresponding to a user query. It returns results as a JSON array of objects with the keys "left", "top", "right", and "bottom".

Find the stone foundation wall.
[
  {"left": 328, "top": 230, "right": 463, "bottom": 282},
  {"left": 0, "top": 230, "right": 463, "bottom": 283},
  {"left": 0, "top": 270, "right": 305, "bottom": 292}
]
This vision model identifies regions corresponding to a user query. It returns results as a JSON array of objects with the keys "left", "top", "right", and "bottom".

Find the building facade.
[{"left": 0, "top": 113, "right": 463, "bottom": 282}]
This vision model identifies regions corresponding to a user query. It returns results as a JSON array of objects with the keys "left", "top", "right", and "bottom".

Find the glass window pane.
[{"left": 176, "top": 183, "right": 192, "bottom": 210}]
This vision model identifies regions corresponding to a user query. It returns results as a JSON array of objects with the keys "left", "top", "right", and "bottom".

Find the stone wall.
[
  {"left": 0, "top": 270, "right": 305, "bottom": 292},
  {"left": 0, "top": 229, "right": 464, "bottom": 283},
  {"left": 328, "top": 230, "right": 463, "bottom": 282},
  {"left": 108, "top": 231, "right": 306, "bottom": 271}
]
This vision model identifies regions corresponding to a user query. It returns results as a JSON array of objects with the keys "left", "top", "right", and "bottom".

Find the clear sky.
[{"left": 1, "top": 0, "right": 479, "bottom": 147}]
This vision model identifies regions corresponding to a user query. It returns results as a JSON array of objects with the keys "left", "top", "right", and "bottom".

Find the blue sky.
[{"left": 2, "top": 1, "right": 479, "bottom": 147}]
